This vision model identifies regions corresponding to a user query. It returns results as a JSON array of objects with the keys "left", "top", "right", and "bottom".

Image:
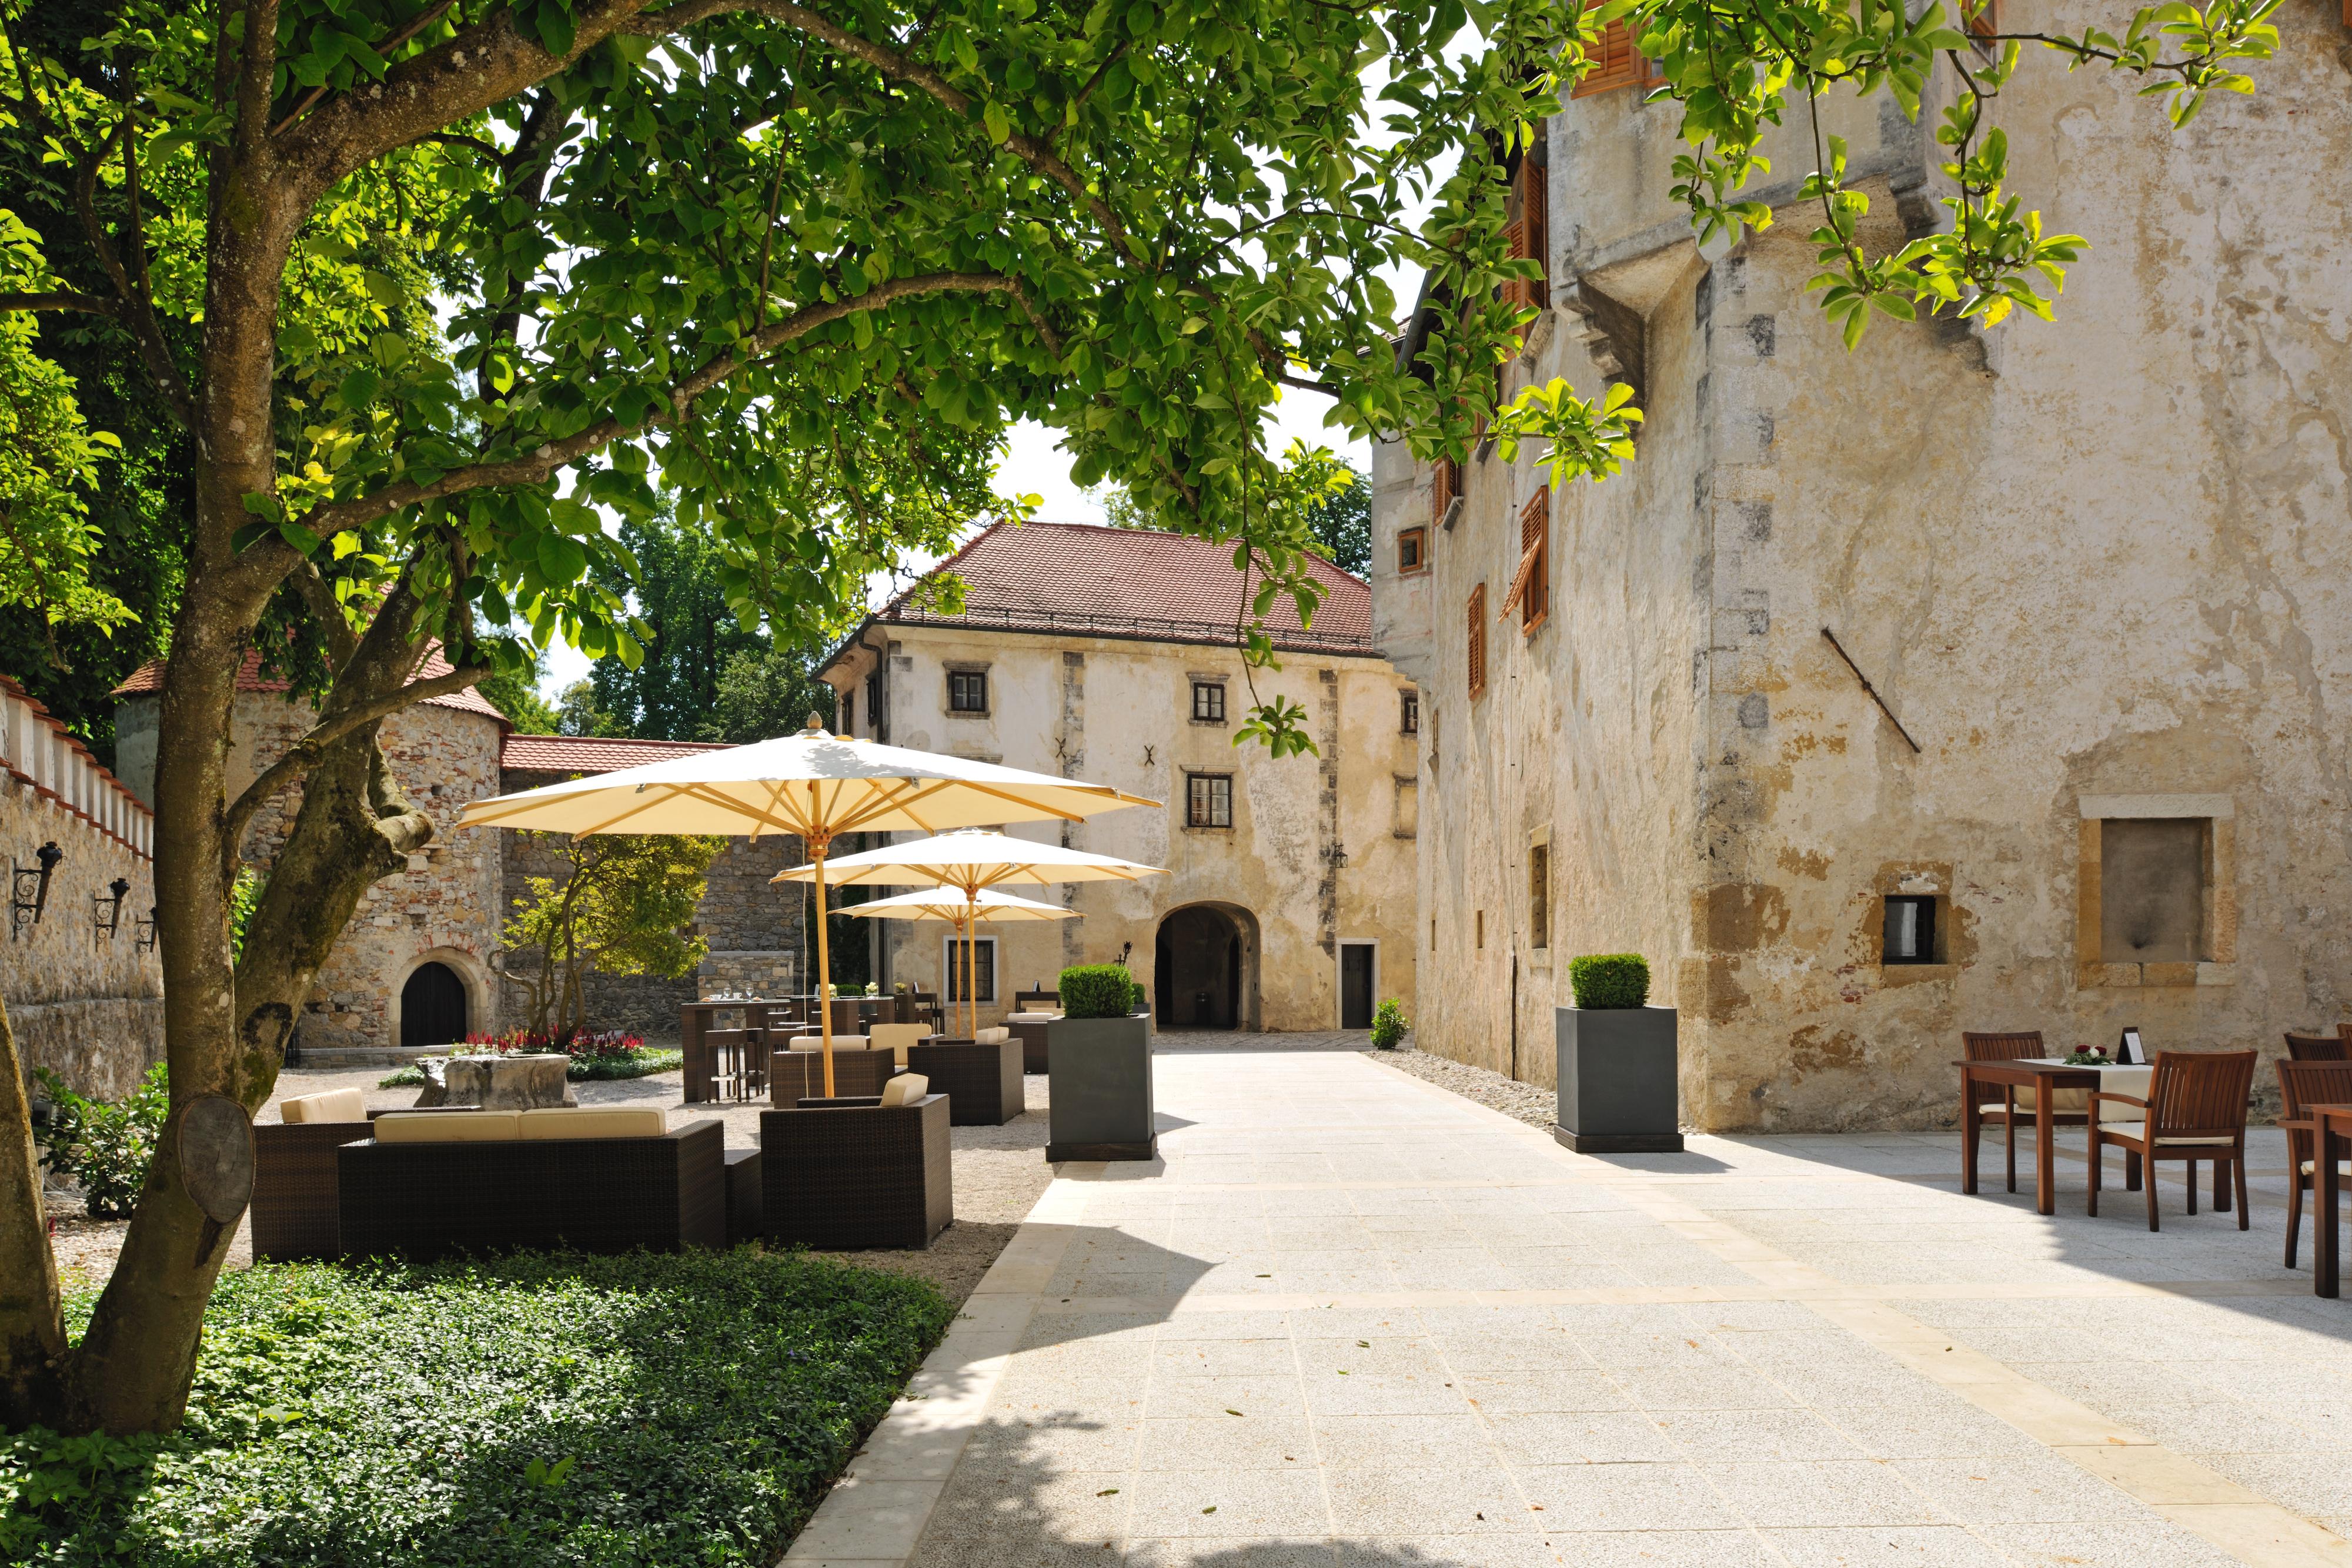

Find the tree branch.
[
  {"left": 221, "top": 661, "right": 487, "bottom": 865},
  {"left": 69, "top": 109, "right": 196, "bottom": 429},
  {"left": 0, "top": 291, "right": 121, "bottom": 316},
  {"left": 299, "top": 269, "right": 1020, "bottom": 538}
]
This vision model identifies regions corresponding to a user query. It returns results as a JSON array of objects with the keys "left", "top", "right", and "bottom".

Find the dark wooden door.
[
  {"left": 1340, "top": 945, "right": 1374, "bottom": 1029},
  {"left": 400, "top": 962, "right": 469, "bottom": 1049}
]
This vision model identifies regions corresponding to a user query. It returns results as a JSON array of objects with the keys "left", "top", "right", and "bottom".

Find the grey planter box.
[
  {"left": 1554, "top": 1005, "right": 1684, "bottom": 1154},
  {"left": 1046, "top": 1014, "right": 1157, "bottom": 1161}
]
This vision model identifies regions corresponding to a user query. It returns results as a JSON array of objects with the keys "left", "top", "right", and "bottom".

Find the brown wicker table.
[{"left": 909, "top": 1036, "right": 1024, "bottom": 1126}]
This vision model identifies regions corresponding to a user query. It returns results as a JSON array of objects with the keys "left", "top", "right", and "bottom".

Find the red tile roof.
[
  {"left": 113, "top": 645, "right": 509, "bottom": 723},
  {"left": 866, "top": 522, "right": 1374, "bottom": 657},
  {"left": 500, "top": 734, "right": 731, "bottom": 775}
]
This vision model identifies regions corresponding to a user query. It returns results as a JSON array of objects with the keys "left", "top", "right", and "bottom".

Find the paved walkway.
[{"left": 789, "top": 1050, "right": 2352, "bottom": 1568}]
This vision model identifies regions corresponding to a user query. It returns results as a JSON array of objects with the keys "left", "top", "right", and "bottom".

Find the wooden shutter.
[
  {"left": 1520, "top": 489, "right": 1548, "bottom": 630},
  {"left": 1467, "top": 584, "right": 1488, "bottom": 698},
  {"left": 1572, "top": 18, "right": 1651, "bottom": 98},
  {"left": 1432, "top": 456, "right": 1459, "bottom": 528},
  {"left": 1966, "top": 0, "right": 1999, "bottom": 40},
  {"left": 1503, "top": 157, "right": 1549, "bottom": 313}
]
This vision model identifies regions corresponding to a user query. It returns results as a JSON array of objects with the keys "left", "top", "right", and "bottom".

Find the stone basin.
[{"left": 411, "top": 1052, "right": 576, "bottom": 1111}]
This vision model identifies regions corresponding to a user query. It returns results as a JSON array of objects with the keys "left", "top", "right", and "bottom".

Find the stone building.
[
  {"left": 0, "top": 675, "right": 162, "bottom": 1095},
  {"left": 1371, "top": 4, "right": 2352, "bottom": 1129},
  {"left": 113, "top": 659, "right": 807, "bottom": 1057},
  {"left": 820, "top": 521, "right": 1420, "bottom": 1032}
]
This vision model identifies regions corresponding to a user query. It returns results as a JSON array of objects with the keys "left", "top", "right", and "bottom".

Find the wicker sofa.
[
  {"left": 908, "top": 1035, "right": 1024, "bottom": 1125},
  {"left": 252, "top": 1088, "right": 378, "bottom": 1262},
  {"left": 762, "top": 1076, "right": 951, "bottom": 1250},
  {"left": 338, "top": 1107, "right": 726, "bottom": 1260}
]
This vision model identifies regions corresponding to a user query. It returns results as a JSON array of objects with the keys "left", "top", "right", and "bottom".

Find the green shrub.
[
  {"left": 1369, "top": 998, "right": 1410, "bottom": 1049},
  {"left": 32, "top": 1064, "right": 168, "bottom": 1220},
  {"left": 1129, "top": 978, "right": 1148, "bottom": 1012},
  {"left": 1568, "top": 953, "right": 1651, "bottom": 1009},
  {"left": 15, "top": 1249, "right": 951, "bottom": 1567},
  {"left": 1059, "top": 964, "right": 1135, "bottom": 1019}
]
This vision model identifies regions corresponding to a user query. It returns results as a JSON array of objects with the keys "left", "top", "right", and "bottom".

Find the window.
[
  {"left": 1466, "top": 584, "right": 1488, "bottom": 698},
  {"left": 841, "top": 693, "right": 855, "bottom": 735},
  {"left": 1398, "top": 526, "right": 1426, "bottom": 573},
  {"left": 1392, "top": 776, "right": 1418, "bottom": 840},
  {"left": 1399, "top": 688, "right": 1419, "bottom": 734},
  {"left": 1432, "top": 916, "right": 1438, "bottom": 951},
  {"left": 1966, "top": 0, "right": 1999, "bottom": 42},
  {"left": 1883, "top": 896, "right": 1940, "bottom": 964},
  {"left": 1432, "top": 454, "right": 1461, "bottom": 530},
  {"left": 1500, "top": 490, "right": 1549, "bottom": 634},
  {"left": 865, "top": 671, "right": 885, "bottom": 739},
  {"left": 1529, "top": 842, "right": 1549, "bottom": 950},
  {"left": 1571, "top": 9, "right": 1660, "bottom": 97},
  {"left": 1191, "top": 681, "right": 1226, "bottom": 723},
  {"left": 1475, "top": 910, "right": 1485, "bottom": 950},
  {"left": 1503, "top": 154, "right": 1549, "bottom": 314},
  {"left": 948, "top": 668, "right": 988, "bottom": 714},
  {"left": 944, "top": 935, "right": 997, "bottom": 1003},
  {"left": 2100, "top": 818, "right": 2208, "bottom": 963},
  {"left": 1187, "top": 773, "right": 1234, "bottom": 828}
]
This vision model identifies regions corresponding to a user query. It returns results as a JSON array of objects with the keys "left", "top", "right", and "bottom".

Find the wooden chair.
[
  {"left": 2287, "top": 1031, "right": 2350, "bottom": 1061},
  {"left": 2090, "top": 1050, "right": 2256, "bottom": 1232},
  {"left": 1963, "top": 1031, "right": 2082, "bottom": 1194},
  {"left": 2275, "top": 1059, "right": 2352, "bottom": 1268},
  {"left": 706, "top": 1028, "right": 767, "bottom": 1101}
]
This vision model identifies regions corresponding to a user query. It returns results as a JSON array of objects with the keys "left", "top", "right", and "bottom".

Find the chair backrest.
[
  {"left": 2287, "top": 1031, "right": 2350, "bottom": 1061},
  {"left": 868, "top": 1023, "right": 931, "bottom": 1066},
  {"left": 1962, "top": 1031, "right": 2044, "bottom": 1062},
  {"left": 2146, "top": 1050, "right": 2256, "bottom": 1138},
  {"left": 2276, "top": 1058, "right": 2352, "bottom": 1122}
]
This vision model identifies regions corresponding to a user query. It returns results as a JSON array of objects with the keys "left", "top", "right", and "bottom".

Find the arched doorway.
[
  {"left": 1154, "top": 905, "right": 1257, "bottom": 1030},
  {"left": 400, "top": 961, "right": 470, "bottom": 1049}
]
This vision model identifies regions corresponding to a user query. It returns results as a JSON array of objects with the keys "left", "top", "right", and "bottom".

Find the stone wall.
[
  {"left": 0, "top": 680, "right": 162, "bottom": 1096},
  {"left": 1372, "top": 4, "right": 2352, "bottom": 1129}
]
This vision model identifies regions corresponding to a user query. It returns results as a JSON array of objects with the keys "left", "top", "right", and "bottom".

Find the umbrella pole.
[{"left": 813, "top": 841, "right": 834, "bottom": 1097}]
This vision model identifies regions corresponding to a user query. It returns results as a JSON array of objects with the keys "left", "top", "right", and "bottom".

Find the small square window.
[
  {"left": 1398, "top": 527, "right": 1426, "bottom": 573},
  {"left": 1883, "top": 896, "right": 1940, "bottom": 965},
  {"left": 1399, "top": 689, "right": 1419, "bottom": 734},
  {"left": 1187, "top": 773, "right": 1234, "bottom": 828},
  {"left": 1192, "top": 681, "right": 1226, "bottom": 723},
  {"left": 948, "top": 670, "right": 988, "bottom": 713}
]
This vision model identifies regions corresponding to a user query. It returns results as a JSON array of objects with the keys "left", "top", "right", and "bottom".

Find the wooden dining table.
[
  {"left": 1958, "top": 1057, "right": 2150, "bottom": 1216},
  {"left": 2294, "top": 1102, "right": 2352, "bottom": 1298}
]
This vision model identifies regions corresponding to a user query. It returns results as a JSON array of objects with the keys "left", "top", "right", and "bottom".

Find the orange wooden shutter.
[
  {"left": 1467, "top": 585, "right": 1488, "bottom": 697},
  {"left": 1519, "top": 489, "right": 1548, "bottom": 629},
  {"left": 1432, "top": 455, "right": 1459, "bottom": 527},
  {"left": 1966, "top": 0, "right": 1999, "bottom": 40},
  {"left": 1521, "top": 160, "right": 1548, "bottom": 309},
  {"left": 1571, "top": 18, "right": 1651, "bottom": 98}
]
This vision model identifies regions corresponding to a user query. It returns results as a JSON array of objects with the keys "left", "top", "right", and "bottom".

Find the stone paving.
[{"left": 790, "top": 1048, "right": 2352, "bottom": 1568}]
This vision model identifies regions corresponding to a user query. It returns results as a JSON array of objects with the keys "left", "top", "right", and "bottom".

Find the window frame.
[
  {"left": 1399, "top": 688, "right": 1419, "bottom": 735},
  {"left": 942, "top": 934, "right": 998, "bottom": 1004},
  {"left": 1185, "top": 771, "right": 1235, "bottom": 830},
  {"left": 946, "top": 667, "right": 990, "bottom": 716},
  {"left": 1882, "top": 895, "right": 1940, "bottom": 965},
  {"left": 1191, "top": 680, "right": 1228, "bottom": 724},
  {"left": 841, "top": 693, "right": 855, "bottom": 735},
  {"left": 1398, "top": 526, "right": 1427, "bottom": 574}
]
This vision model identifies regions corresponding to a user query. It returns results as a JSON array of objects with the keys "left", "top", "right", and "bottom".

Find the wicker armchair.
[
  {"left": 1962, "top": 1031, "right": 2082, "bottom": 1195},
  {"left": 252, "top": 1115, "right": 382, "bottom": 1261},
  {"left": 909, "top": 1034, "right": 1025, "bottom": 1125},
  {"left": 2089, "top": 1051, "right": 2256, "bottom": 1231},
  {"left": 761, "top": 1089, "right": 951, "bottom": 1250}
]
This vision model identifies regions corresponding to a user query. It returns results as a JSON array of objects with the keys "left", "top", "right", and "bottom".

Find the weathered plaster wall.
[
  {"left": 1374, "top": 3, "right": 2352, "bottom": 1127},
  {"left": 831, "top": 624, "right": 1419, "bottom": 1031}
]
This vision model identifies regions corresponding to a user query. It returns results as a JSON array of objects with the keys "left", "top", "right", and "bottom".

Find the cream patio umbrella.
[
  {"left": 841, "top": 886, "right": 1080, "bottom": 1036},
  {"left": 771, "top": 828, "right": 1164, "bottom": 1037},
  {"left": 458, "top": 716, "right": 1155, "bottom": 1093}
]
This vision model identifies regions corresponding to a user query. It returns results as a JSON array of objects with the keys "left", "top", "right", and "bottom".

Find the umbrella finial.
[{"left": 805, "top": 713, "right": 824, "bottom": 733}]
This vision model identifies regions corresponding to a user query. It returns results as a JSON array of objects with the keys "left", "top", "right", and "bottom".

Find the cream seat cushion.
[
  {"left": 2300, "top": 1161, "right": 2352, "bottom": 1176},
  {"left": 2096, "top": 1122, "right": 2236, "bottom": 1146},
  {"left": 517, "top": 1106, "right": 668, "bottom": 1140},
  {"left": 868, "top": 1024, "right": 932, "bottom": 1066},
  {"left": 974, "top": 1027, "right": 1011, "bottom": 1045},
  {"left": 1007, "top": 1011, "right": 1061, "bottom": 1022},
  {"left": 879, "top": 1073, "right": 930, "bottom": 1108},
  {"left": 376, "top": 1110, "right": 522, "bottom": 1143},
  {"left": 281, "top": 1087, "right": 368, "bottom": 1124}
]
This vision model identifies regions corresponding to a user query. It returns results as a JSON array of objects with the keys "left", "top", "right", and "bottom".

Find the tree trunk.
[{"left": 0, "top": 994, "right": 66, "bottom": 1429}]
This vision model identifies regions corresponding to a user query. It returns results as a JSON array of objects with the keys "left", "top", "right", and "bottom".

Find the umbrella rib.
[
  {"left": 675, "top": 781, "right": 802, "bottom": 836},
  {"left": 568, "top": 786, "right": 684, "bottom": 837}
]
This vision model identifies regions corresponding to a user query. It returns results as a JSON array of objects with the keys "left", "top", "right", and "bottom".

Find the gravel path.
[
  {"left": 47, "top": 1064, "right": 1057, "bottom": 1310},
  {"left": 1360, "top": 1040, "right": 1557, "bottom": 1127}
]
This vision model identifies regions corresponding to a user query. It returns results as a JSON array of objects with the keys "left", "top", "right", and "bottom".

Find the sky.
[{"left": 539, "top": 394, "right": 1375, "bottom": 699}]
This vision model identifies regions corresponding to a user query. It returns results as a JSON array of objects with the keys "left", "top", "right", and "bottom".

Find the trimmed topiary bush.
[
  {"left": 1129, "top": 978, "right": 1148, "bottom": 1013},
  {"left": 1568, "top": 954, "right": 1651, "bottom": 1010},
  {"left": 1369, "top": 998, "right": 1409, "bottom": 1049},
  {"left": 1059, "top": 964, "right": 1136, "bottom": 1019}
]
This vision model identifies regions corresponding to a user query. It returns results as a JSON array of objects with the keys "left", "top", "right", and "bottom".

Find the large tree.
[{"left": 0, "top": 0, "right": 2282, "bottom": 1435}]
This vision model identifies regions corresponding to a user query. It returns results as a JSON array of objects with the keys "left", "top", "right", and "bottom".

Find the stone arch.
[
  {"left": 1152, "top": 902, "right": 1261, "bottom": 1032},
  {"left": 390, "top": 947, "right": 492, "bottom": 1051}
]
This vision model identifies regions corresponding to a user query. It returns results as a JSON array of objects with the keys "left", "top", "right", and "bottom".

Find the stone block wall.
[{"left": 0, "top": 678, "right": 162, "bottom": 1096}]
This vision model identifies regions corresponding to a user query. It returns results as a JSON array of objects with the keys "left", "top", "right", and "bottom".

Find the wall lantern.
[
  {"left": 12, "top": 842, "right": 62, "bottom": 941},
  {"left": 135, "top": 905, "right": 158, "bottom": 954},
  {"left": 94, "top": 877, "right": 133, "bottom": 944}
]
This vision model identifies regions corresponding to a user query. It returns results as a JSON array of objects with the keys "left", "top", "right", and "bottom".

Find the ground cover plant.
[{"left": 2, "top": 1248, "right": 950, "bottom": 1566}]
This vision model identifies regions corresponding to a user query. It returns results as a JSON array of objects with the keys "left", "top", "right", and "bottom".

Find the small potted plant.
[
  {"left": 1555, "top": 954, "right": 1683, "bottom": 1153},
  {"left": 1369, "top": 998, "right": 1409, "bottom": 1051},
  {"left": 1045, "top": 963, "right": 1155, "bottom": 1162}
]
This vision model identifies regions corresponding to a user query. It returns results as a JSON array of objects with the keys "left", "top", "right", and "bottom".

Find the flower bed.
[{"left": 6, "top": 1249, "right": 951, "bottom": 1566}]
